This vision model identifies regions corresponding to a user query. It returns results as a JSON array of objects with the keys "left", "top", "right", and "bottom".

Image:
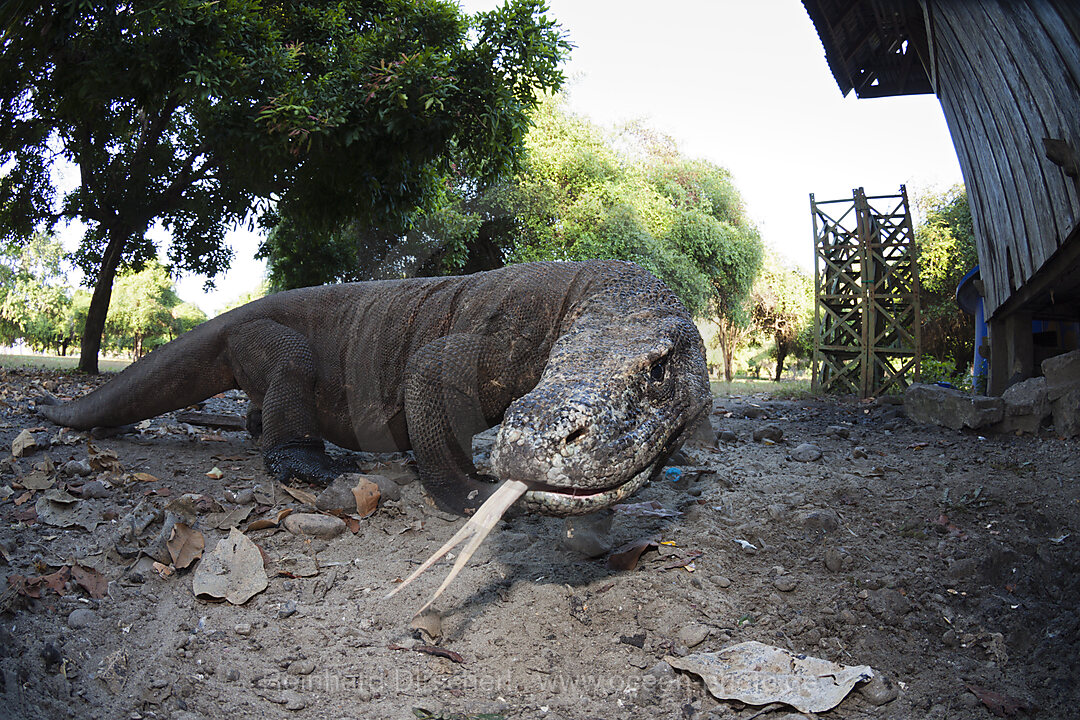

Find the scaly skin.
[{"left": 37, "top": 260, "right": 711, "bottom": 516}]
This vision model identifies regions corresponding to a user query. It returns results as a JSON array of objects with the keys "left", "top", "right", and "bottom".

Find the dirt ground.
[{"left": 0, "top": 366, "right": 1077, "bottom": 720}]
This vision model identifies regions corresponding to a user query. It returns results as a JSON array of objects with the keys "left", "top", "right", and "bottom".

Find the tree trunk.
[{"left": 77, "top": 228, "right": 129, "bottom": 374}]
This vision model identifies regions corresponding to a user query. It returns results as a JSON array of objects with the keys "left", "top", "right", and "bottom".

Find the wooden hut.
[{"left": 803, "top": 0, "right": 1080, "bottom": 393}]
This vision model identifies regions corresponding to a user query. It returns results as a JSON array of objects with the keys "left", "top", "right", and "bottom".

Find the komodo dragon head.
[
  {"left": 491, "top": 304, "right": 711, "bottom": 516},
  {"left": 388, "top": 283, "right": 712, "bottom": 612}
]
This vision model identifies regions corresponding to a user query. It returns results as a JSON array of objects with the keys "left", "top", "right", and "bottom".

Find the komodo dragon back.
[{"left": 38, "top": 260, "right": 712, "bottom": 518}]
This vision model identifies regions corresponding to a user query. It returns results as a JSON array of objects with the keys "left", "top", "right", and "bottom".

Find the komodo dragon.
[{"left": 38, "top": 260, "right": 711, "bottom": 518}]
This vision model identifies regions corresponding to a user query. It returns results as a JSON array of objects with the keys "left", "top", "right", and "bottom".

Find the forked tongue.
[{"left": 385, "top": 479, "right": 529, "bottom": 614}]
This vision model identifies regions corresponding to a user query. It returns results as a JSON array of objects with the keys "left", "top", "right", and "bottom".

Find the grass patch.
[
  {"left": 0, "top": 353, "right": 130, "bottom": 373},
  {"left": 710, "top": 377, "right": 814, "bottom": 399}
]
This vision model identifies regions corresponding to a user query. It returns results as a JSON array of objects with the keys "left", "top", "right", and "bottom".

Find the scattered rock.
[
  {"left": 62, "top": 459, "right": 93, "bottom": 477},
  {"left": 852, "top": 446, "right": 868, "bottom": 459},
  {"left": 791, "top": 442, "right": 822, "bottom": 462},
  {"left": 859, "top": 673, "right": 899, "bottom": 705},
  {"left": 361, "top": 473, "right": 400, "bottom": 502},
  {"left": 864, "top": 588, "right": 912, "bottom": 625},
  {"left": 742, "top": 406, "right": 769, "bottom": 419},
  {"left": 67, "top": 608, "right": 97, "bottom": 629},
  {"left": 278, "top": 600, "right": 298, "bottom": 619},
  {"left": 802, "top": 510, "right": 840, "bottom": 533},
  {"left": 677, "top": 622, "right": 710, "bottom": 648},
  {"left": 78, "top": 480, "right": 110, "bottom": 499},
  {"left": 773, "top": 576, "right": 797, "bottom": 592},
  {"left": 283, "top": 512, "right": 346, "bottom": 539},
  {"left": 718, "top": 430, "right": 738, "bottom": 444},
  {"left": 234, "top": 623, "right": 253, "bottom": 636},
  {"left": 286, "top": 659, "right": 316, "bottom": 676},
  {"left": 715, "top": 576, "right": 732, "bottom": 588},
  {"left": 753, "top": 424, "right": 783, "bottom": 442},
  {"left": 824, "top": 548, "right": 845, "bottom": 573},
  {"left": 315, "top": 477, "right": 358, "bottom": 512},
  {"left": 825, "top": 425, "right": 850, "bottom": 439},
  {"left": 282, "top": 689, "right": 307, "bottom": 711}
]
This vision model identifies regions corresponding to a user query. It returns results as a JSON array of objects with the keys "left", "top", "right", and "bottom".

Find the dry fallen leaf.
[
  {"left": 12, "top": 429, "right": 36, "bottom": 458},
  {"left": 130, "top": 472, "right": 159, "bottom": 483},
  {"left": 965, "top": 683, "right": 1035, "bottom": 717},
  {"left": 167, "top": 522, "right": 205, "bottom": 569},
  {"left": 152, "top": 561, "right": 175, "bottom": 579},
  {"left": 205, "top": 466, "right": 224, "bottom": 480},
  {"left": 283, "top": 485, "right": 318, "bottom": 505},
  {"left": 246, "top": 508, "right": 293, "bottom": 532},
  {"left": 87, "top": 441, "right": 121, "bottom": 472},
  {"left": 70, "top": 564, "right": 108, "bottom": 599},
  {"left": 607, "top": 536, "right": 661, "bottom": 571},
  {"left": 351, "top": 478, "right": 380, "bottom": 517},
  {"left": 191, "top": 527, "right": 268, "bottom": 605}
]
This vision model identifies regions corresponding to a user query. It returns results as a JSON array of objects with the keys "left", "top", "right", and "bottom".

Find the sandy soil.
[{"left": 1, "top": 366, "right": 1077, "bottom": 720}]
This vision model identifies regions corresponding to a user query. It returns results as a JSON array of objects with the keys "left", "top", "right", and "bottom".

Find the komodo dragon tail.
[{"left": 38, "top": 315, "right": 237, "bottom": 430}]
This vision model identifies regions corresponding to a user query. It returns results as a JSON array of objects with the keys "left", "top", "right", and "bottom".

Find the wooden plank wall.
[{"left": 927, "top": 0, "right": 1080, "bottom": 318}]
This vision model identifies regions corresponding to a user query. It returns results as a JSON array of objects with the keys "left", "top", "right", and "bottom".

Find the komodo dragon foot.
[{"left": 264, "top": 439, "right": 351, "bottom": 485}]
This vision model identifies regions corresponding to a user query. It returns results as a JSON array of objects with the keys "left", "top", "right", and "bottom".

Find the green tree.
[
  {"left": 105, "top": 262, "right": 196, "bottom": 358},
  {"left": 751, "top": 253, "right": 814, "bottom": 381},
  {"left": 0, "top": 232, "right": 74, "bottom": 352},
  {"left": 1, "top": 0, "right": 569, "bottom": 372},
  {"left": 915, "top": 185, "right": 978, "bottom": 373}
]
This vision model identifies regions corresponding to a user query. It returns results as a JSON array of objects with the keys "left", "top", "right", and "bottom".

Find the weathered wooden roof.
[{"left": 802, "top": 0, "right": 933, "bottom": 98}]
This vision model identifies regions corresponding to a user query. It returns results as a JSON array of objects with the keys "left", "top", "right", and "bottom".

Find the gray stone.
[
  {"left": 1051, "top": 387, "right": 1080, "bottom": 437},
  {"left": 361, "top": 473, "right": 400, "bottom": 502},
  {"left": 715, "top": 575, "right": 731, "bottom": 588},
  {"left": 62, "top": 459, "right": 92, "bottom": 477},
  {"left": 283, "top": 512, "right": 346, "bottom": 539},
  {"left": 286, "top": 659, "right": 316, "bottom": 676},
  {"left": 1042, "top": 349, "right": 1080, "bottom": 400},
  {"left": 742, "top": 406, "right": 769, "bottom": 419},
  {"left": 824, "top": 547, "right": 844, "bottom": 573},
  {"left": 560, "top": 511, "right": 614, "bottom": 557},
  {"left": 1002, "top": 376, "right": 1050, "bottom": 418},
  {"left": 773, "top": 576, "right": 797, "bottom": 592},
  {"left": 676, "top": 622, "right": 710, "bottom": 648},
  {"left": 904, "top": 383, "right": 1003, "bottom": 430},
  {"left": 315, "top": 476, "right": 360, "bottom": 512},
  {"left": 78, "top": 480, "right": 110, "bottom": 499},
  {"left": 803, "top": 510, "right": 840, "bottom": 533},
  {"left": 718, "top": 430, "right": 738, "bottom": 444},
  {"left": 752, "top": 424, "right": 783, "bottom": 442},
  {"left": 791, "top": 442, "right": 822, "bottom": 462},
  {"left": 859, "top": 673, "right": 899, "bottom": 705},
  {"left": 825, "top": 425, "right": 850, "bottom": 439},
  {"left": 865, "top": 588, "right": 912, "bottom": 625},
  {"left": 67, "top": 608, "right": 97, "bottom": 629}
]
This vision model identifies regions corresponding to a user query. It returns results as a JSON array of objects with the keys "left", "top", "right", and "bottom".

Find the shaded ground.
[{"left": 0, "top": 366, "right": 1077, "bottom": 720}]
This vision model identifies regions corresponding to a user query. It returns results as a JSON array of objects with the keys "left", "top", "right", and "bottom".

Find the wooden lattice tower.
[{"left": 811, "top": 186, "right": 921, "bottom": 397}]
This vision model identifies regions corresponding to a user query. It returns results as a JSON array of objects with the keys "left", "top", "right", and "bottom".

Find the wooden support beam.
[{"left": 988, "top": 311, "right": 1033, "bottom": 395}]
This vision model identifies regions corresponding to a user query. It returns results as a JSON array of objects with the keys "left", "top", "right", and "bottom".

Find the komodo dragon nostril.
[{"left": 565, "top": 426, "right": 588, "bottom": 445}]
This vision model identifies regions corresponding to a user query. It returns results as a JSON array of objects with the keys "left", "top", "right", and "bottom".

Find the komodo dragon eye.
[{"left": 649, "top": 354, "right": 669, "bottom": 383}]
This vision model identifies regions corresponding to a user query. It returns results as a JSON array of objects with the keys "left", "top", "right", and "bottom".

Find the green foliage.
[
  {"left": 0, "top": 232, "right": 75, "bottom": 353},
  {"left": 919, "top": 355, "right": 973, "bottom": 392},
  {"left": 1, "top": 0, "right": 569, "bottom": 370},
  {"left": 105, "top": 262, "right": 207, "bottom": 357},
  {"left": 751, "top": 252, "right": 814, "bottom": 381},
  {"left": 915, "top": 185, "right": 978, "bottom": 373}
]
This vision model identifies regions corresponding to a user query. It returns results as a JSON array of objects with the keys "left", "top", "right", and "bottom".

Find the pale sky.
[{"left": 166, "top": 0, "right": 964, "bottom": 313}]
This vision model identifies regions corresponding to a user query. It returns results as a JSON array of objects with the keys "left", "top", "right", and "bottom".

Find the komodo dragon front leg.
[
  {"left": 226, "top": 319, "right": 345, "bottom": 483},
  {"left": 404, "top": 334, "right": 511, "bottom": 516}
]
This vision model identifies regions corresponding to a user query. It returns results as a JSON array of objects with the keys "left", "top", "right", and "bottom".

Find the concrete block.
[
  {"left": 904, "top": 383, "right": 1003, "bottom": 430},
  {"left": 1042, "top": 350, "right": 1080, "bottom": 401},
  {"left": 1051, "top": 387, "right": 1080, "bottom": 437},
  {"left": 1001, "top": 376, "right": 1051, "bottom": 418}
]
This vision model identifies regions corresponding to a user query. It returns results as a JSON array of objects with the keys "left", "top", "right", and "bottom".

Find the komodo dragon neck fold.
[{"left": 38, "top": 260, "right": 712, "bottom": 516}]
